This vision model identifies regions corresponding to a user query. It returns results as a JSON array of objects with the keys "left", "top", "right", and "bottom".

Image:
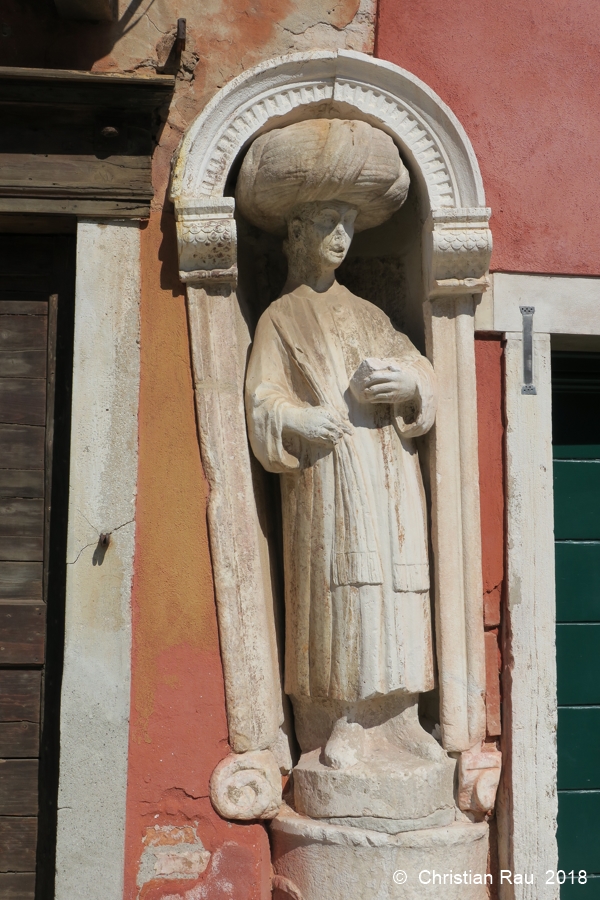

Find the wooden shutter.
[
  {"left": 553, "top": 352, "right": 600, "bottom": 896},
  {"left": 0, "top": 234, "right": 75, "bottom": 900}
]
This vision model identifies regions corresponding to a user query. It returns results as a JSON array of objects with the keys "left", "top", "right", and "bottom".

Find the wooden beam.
[
  {"left": 0, "top": 760, "right": 39, "bottom": 815},
  {"left": 0, "top": 154, "right": 152, "bottom": 201},
  {"left": 0, "top": 198, "right": 150, "bottom": 218},
  {"left": 0, "top": 66, "right": 175, "bottom": 110},
  {"left": 0, "top": 67, "right": 174, "bottom": 219},
  {"left": 0, "top": 723, "right": 39, "bottom": 757},
  {"left": 0, "top": 672, "right": 41, "bottom": 723},
  {"left": 0, "top": 471, "right": 44, "bottom": 499}
]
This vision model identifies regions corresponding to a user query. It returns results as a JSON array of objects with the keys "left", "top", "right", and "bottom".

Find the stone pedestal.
[
  {"left": 293, "top": 746, "right": 456, "bottom": 822},
  {"left": 272, "top": 807, "right": 489, "bottom": 900}
]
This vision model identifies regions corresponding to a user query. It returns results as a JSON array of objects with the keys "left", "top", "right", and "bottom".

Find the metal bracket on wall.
[
  {"left": 175, "top": 18, "right": 187, "bottom": 52},
  {"left": 520, "top": 305, "right": 537, "bottom": 395}
]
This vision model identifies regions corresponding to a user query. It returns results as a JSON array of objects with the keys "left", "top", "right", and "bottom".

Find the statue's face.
[{"left": 289, "top": 201, "right": 358, "bottom": 271}]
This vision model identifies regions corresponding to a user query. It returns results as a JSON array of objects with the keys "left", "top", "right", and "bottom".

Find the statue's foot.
[
  {"left": 384, "top": 713, "right": 447, "bottom": 762},
  {"left": 322, "top": 717, "right": 366, "bottom": 769}
]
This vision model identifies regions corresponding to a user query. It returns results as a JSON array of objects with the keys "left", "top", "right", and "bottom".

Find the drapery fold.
[{"left": 246, "top": 283, "right": 437, "bottom": 700}]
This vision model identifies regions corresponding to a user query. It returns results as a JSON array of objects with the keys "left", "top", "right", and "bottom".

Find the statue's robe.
[{"left": 246, "top": 282, "right": 437, "bottom": 702}]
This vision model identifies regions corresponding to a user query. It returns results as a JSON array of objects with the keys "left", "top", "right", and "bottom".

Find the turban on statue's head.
[{"left": 235, "top": 118, "right": 410, "bottom": 236}]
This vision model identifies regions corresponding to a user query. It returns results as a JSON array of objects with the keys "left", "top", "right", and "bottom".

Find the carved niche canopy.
[{"left": 171, "top": 51, "right": 491, "bottom": 296}]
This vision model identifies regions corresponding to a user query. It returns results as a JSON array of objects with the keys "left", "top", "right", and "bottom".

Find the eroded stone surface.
[
  {"left": 293, "top": 745, "right": 456, "bottom": 820},
  {"left": 210, "top": 749, "right": 283, "bottom": 820},
  {"left": 166, "top": 47, "right": 498, "bottom": 900},
  {"left": 272, "top": 808, "right": 490, "bottom": 900},
  {"left": 458, "top": 742, "right": 502, "bottom": 815}
]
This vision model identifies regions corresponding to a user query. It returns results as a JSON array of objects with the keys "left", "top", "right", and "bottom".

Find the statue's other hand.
[
  {"left": 362, "top": 366, "right": 417, "bottom": 404},
  {"left": 282, "top": 406, "right": 353, "bottom": 445}
]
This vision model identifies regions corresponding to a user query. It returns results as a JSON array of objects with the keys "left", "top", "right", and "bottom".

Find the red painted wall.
[
  {"left": 124, "top": 212, "right": 272, "bottom": 900},
  {"left": 376, "top": 0, "right": 600, "bottom": 276}
]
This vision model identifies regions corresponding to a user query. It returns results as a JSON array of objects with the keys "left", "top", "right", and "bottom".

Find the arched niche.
[{"left": 170, "top": 51, "right": 493, "bottom": 786}]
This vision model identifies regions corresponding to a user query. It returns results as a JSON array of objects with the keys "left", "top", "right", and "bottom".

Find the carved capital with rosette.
[
  {"left": 176, "top": 199, "right": 238, "bottom": 285},
  {"left": 424, "top": 208, "right": 492, "bottom": 299},
  {"left": 209, "top": 749, "right": 282, "bottom": 820}
]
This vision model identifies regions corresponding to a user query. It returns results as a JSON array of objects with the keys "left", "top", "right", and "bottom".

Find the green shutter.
[{"left": 553, "top": 353, "right": 600, "bottom": 887}]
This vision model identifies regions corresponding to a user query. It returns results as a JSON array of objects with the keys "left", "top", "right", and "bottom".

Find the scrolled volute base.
[
  {"left": 209, "top": 749, "right": 282, "bottom": 820},
  {"left": 458, "top": 742, "right": 502, "bottom": 815}
]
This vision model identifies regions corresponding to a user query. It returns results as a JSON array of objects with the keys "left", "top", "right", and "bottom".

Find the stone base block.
[
  {"left": 272, "top": 807, "right": 489, "bottom": 900},
  {"left": 293, "top": 746, "right": 456, "bottom": 820}
]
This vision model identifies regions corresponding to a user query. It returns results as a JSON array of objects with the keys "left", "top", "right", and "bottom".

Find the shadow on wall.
[{"left": 0, "top": 0, "right": 175, "bottom": 71}]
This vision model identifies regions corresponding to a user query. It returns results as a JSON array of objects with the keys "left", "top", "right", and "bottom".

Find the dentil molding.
[{"left": 171, "top": 50, "right": 492, "bottom": 293}]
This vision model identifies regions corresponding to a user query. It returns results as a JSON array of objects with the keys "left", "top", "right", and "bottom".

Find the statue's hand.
[
  {"left": 361, "top": 365, "right": 417, "bottom": 404},
  {"left": 282, "top": 406, "right": 353, "bottom": 445}
]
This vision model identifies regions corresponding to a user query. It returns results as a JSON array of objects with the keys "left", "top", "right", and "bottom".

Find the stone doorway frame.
[{"left": 170, "top": 45, "right": 499, "bottom": 831}]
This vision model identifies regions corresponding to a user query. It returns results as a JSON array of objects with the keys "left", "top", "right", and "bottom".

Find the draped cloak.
[{"left": 245, "top": 282, "right": 437, "bottom": 702}]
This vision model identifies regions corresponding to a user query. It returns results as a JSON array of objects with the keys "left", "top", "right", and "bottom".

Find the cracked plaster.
[
  {"left": 106, "top": 0, "right": 375, "bottom": 69},
  {"left": 138, "top": 825, "right": 212, "bottom": 887},
  {"left": 67, "top": 518, "right": 134, "bottom": 567},
  {"left": 96, "top": 0, "right": 375, "bottom": 131}
]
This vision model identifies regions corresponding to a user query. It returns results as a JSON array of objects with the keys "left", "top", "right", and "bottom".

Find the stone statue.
[{"left": 238, "top": 119, "right": 455, "bottom": 829}]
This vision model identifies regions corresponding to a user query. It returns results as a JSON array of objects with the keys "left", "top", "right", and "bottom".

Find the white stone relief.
[
  {"left": 272, "top": 874, "right": 305, "bottom": 900},
  {"left": 272, "top": 810, "right": 489, "bottom": 900},
  {"left": 331, "top": 80, "right": 456, "bottom": 209},
  {"left": 239, "top": 118, "right": 456, "bottom": 830},
  {"left": 422, "top": 295, "right": 488, "bottom": 753},
  {"left": 171, "top": 51, "right": 491, "bottom": 286},
  {"left": 185, "top": 283, "right": 284, "bottom": 755},
  {"left": 425, "top": 209, "right": 492, "bottom": 297},
  {"left": 176, "top": 200, "right": 237, "bottom": 283},
  {"left": 172, "top": 54, "right": 462, "bottom": 211},
  {"left": 209, "top": 749, "right": 282, "bottom": 820},
  {"left": 233, "top": 116, "right": 493, "bottom": 896},
  {"left": 458, "top": 742, "right": 503, "bottom": 815},
  {"left": 171, "top": 51, "right": 500, "bottom": 898}
]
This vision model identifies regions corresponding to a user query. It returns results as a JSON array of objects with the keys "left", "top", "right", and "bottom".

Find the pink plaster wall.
[{"left": 376, "top": 0, "right": 599, "bottom": 276}]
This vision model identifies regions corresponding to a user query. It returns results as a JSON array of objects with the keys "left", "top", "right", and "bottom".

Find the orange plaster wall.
[
  {"left": 375, "top": 0, "right": 600, "bottom": 276},
  {"left": 125, "top": 210, "right": 272, "bottom": 900}
]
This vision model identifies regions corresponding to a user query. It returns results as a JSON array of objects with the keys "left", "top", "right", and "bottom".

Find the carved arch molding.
[{"left": 171, "top": 50, "right": 494, "bottom": 817}]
